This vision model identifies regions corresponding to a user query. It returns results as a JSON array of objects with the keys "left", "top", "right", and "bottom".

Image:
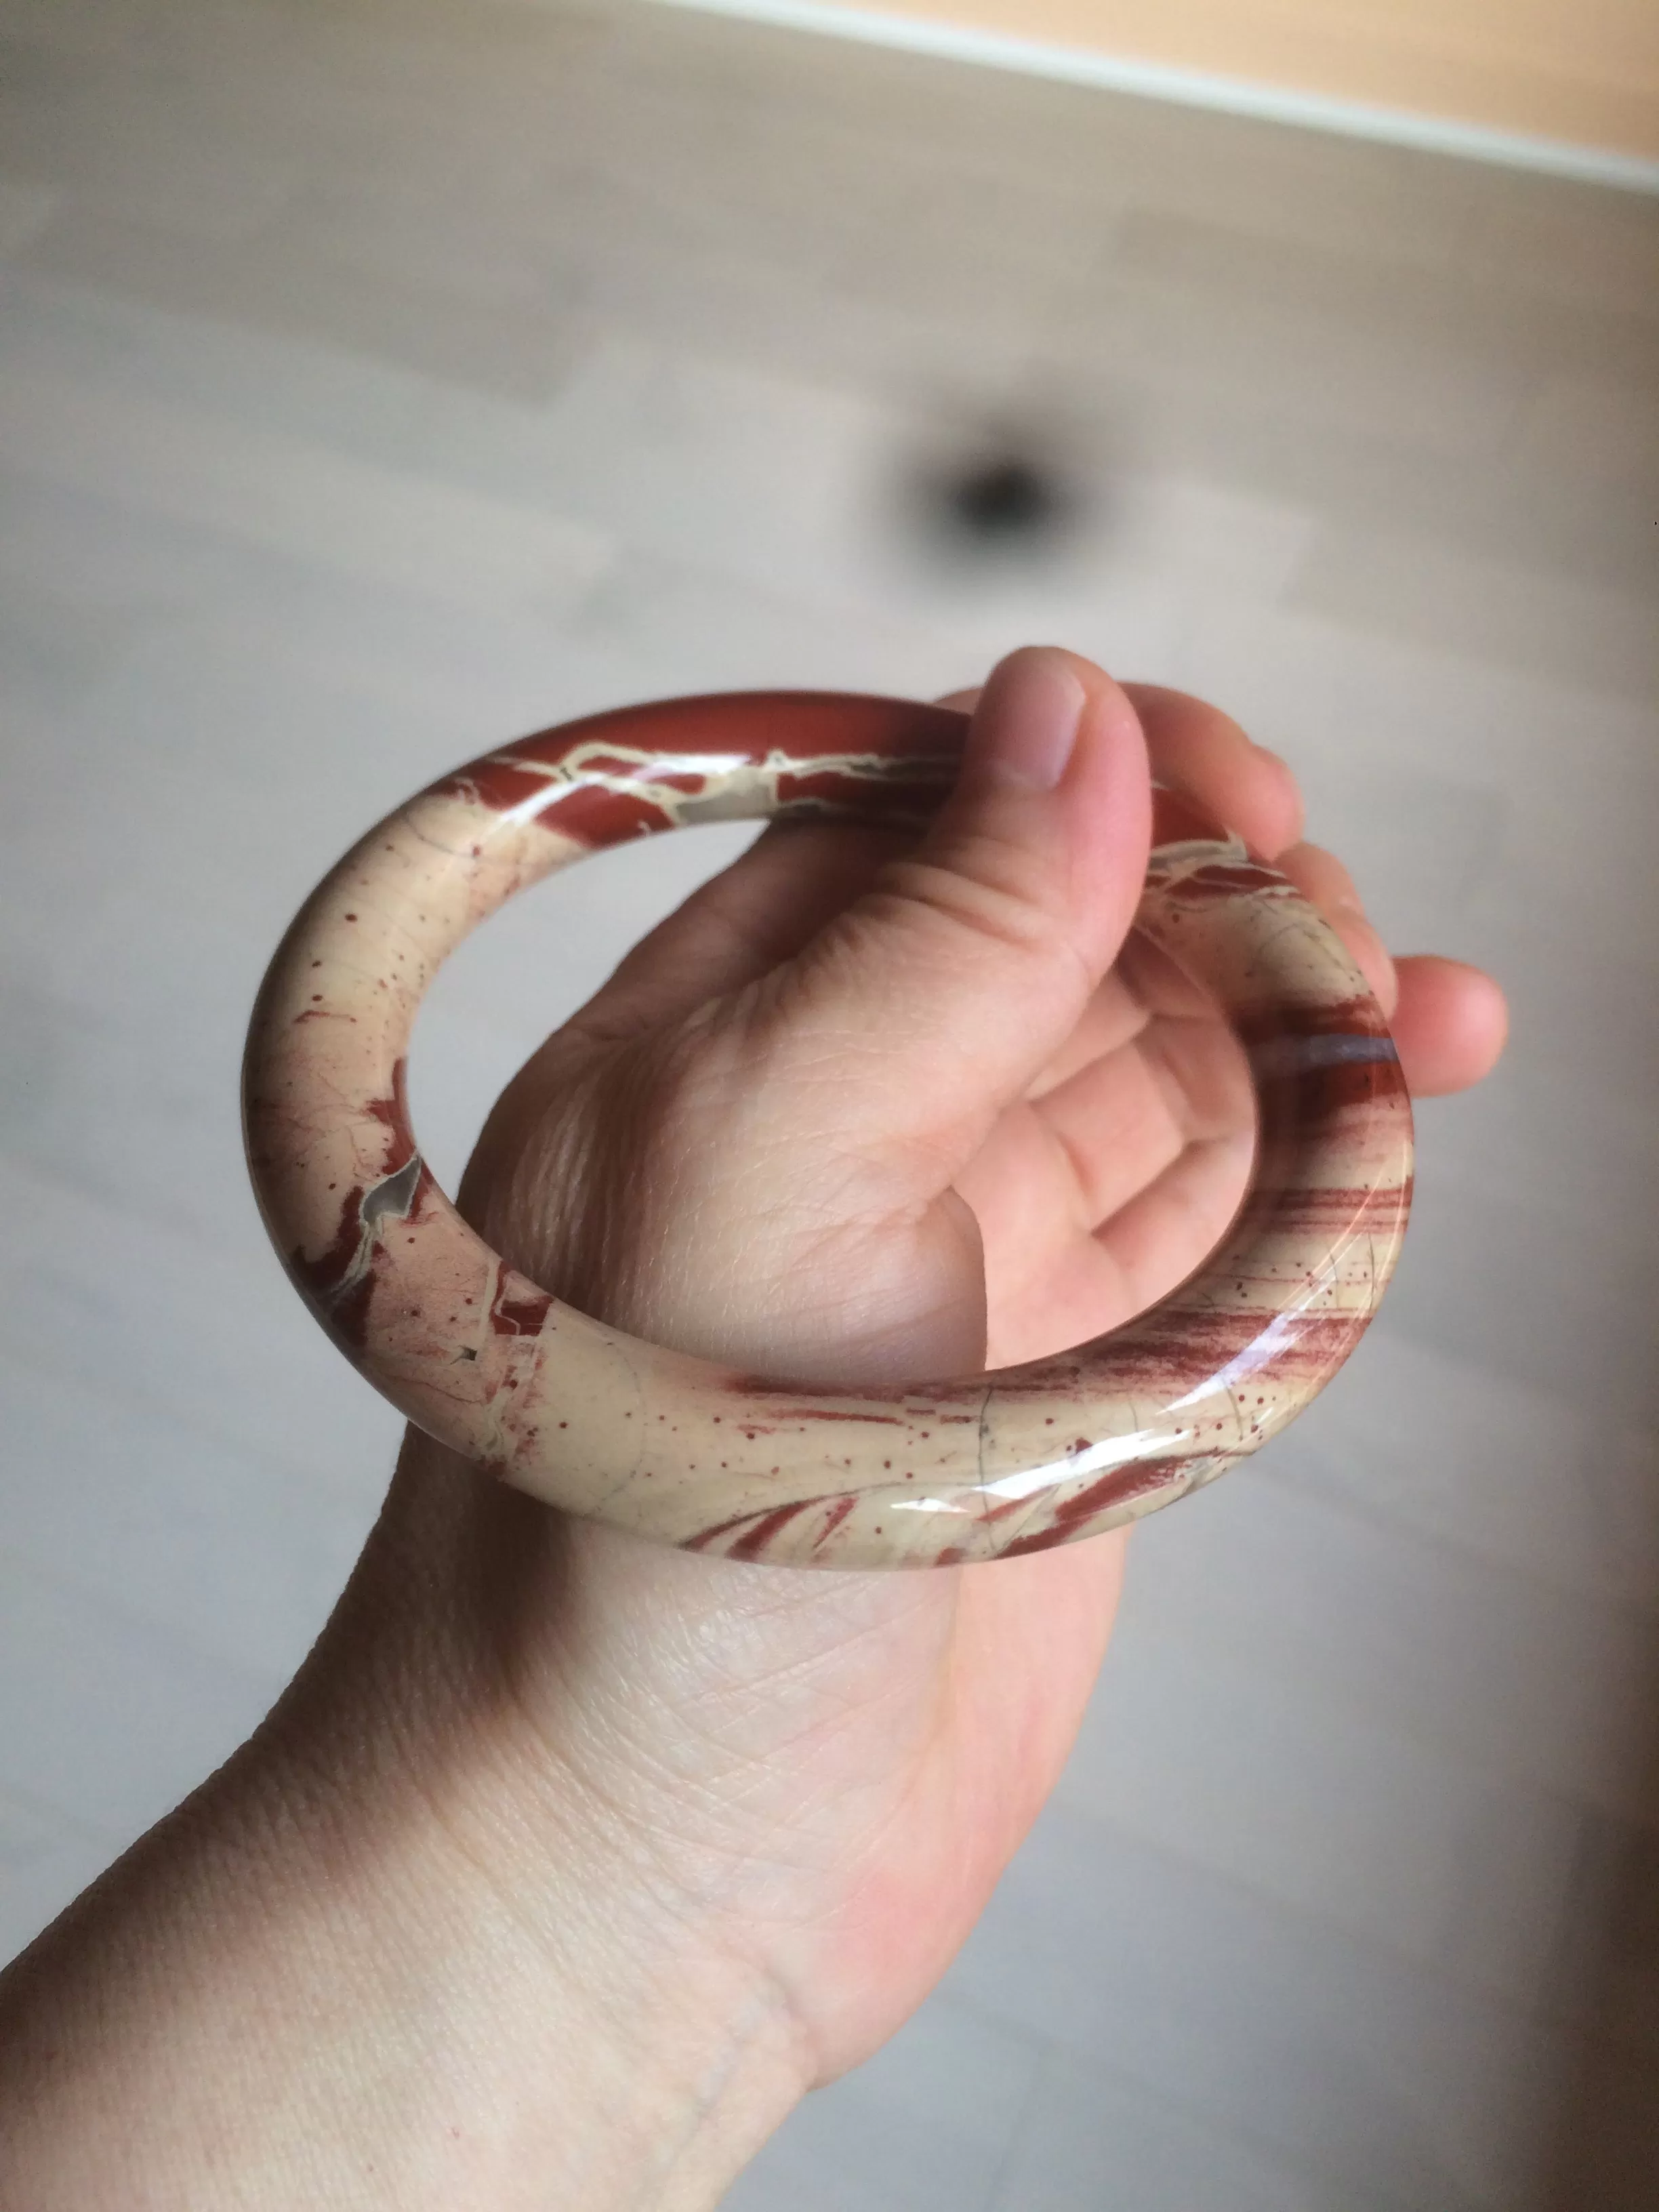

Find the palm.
[{"left": 965, "top": 943, "right": 1254, "bottom": 1366}]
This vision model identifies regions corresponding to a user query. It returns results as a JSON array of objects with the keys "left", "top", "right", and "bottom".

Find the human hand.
[
  {"left": 329, "top": 650, "right": 1505, "bottom": 2078},
  {"left": 1, "top": 650, "right": 1505, "bottom": 2210}
]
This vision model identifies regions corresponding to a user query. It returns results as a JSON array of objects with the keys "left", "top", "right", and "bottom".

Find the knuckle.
[{"left": 873, "top": 844, "right": 1079, "bottom": 972}]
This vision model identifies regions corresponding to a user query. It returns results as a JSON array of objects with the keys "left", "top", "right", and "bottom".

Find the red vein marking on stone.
[
  {"left": 811, "top": 1495, "right": 859, "bottom": 1552},
  {"left": 998, "top": 1456, "right": 1193, "bottom": 1558},
  {"left": 743, "top": 1406, "right": 908, "bottom": 1426},
  {"left": 489, "top": 1282, "right": 554, "bottom": 1338},
  {"left": 683, "top": 1492, "right": 839, "bottom": 1557},
  {"left": 726, "top": 1500, "right": 815, "bottom": 1560},
  {"left": 362, "top": 1058, "right": 414, "bottom": 1157}
]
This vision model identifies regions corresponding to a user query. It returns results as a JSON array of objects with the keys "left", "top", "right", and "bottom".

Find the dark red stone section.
[
  {"left": 362, "top": 1057, "right": 415, "bottom": 1160},
  {"left": 445, "top": 758, "right": 569, "bottom": 815},
  {"left": 489, "top": 1281, "right": 554, "bottom": 1338},
  {"left": 501, "top": 693, "right": 968, "bottom": 772},
  {"left": 289, "top": 1184, "right": 365, "bottom": 1324},
  {"left": 536, "top": 785, "right": 674, "bottom": 843},
  {"left": 1233, "top": 996, "right": 1394, "bottom": 1045},
  {"left": 1162, "top": 859, "right": 1288, "bottom": 901},
  {"left": 1150, "top": 787, "right": 1231, "bottom": 847},
  {"left": 426, "top": 693, "right": 970, "bottom": 840}
]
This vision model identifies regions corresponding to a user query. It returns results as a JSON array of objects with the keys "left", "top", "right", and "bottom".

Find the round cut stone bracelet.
[{"left": 244, "top": 692, "right": 1412, "bottom": 1570}]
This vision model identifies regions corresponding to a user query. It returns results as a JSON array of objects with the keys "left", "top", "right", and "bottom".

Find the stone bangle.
[{"left": 244, "top": 691, "right": 1412, "bottom": 1570}]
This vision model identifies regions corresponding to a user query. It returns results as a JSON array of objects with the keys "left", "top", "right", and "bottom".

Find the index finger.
[
  {"left": 940, "top": 681, "right": 1305, "bottom": 860},
  {"left": 1120, "top": 684, "right": 1305, "bottom": 860}
]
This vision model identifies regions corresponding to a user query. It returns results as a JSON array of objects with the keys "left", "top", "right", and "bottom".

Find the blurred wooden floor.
[{"left": 1, "top": 2, "right": 1656, "bottom": 2205}]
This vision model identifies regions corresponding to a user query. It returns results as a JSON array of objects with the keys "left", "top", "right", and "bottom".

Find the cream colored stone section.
[{"left": 247, "top": 790, "right": 580, "bottom": 1258}]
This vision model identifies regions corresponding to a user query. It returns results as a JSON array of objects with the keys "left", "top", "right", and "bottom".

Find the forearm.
[{"left": 0, "top": 1449, "right": 808, "bottom": 2210}]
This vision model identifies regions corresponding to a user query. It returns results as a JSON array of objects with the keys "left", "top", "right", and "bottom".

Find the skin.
[{"left": 0, "top": 652, "right": 1506, "bottom": 2208}]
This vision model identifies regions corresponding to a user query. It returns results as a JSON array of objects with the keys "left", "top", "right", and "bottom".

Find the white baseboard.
[{"left": 648, "top": 0, "right": 1659, "bottom": 195}]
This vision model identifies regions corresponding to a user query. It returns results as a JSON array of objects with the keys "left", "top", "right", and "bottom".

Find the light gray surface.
[{"left": 1, "top": 1, "right": 1657, "bottom": 2205}]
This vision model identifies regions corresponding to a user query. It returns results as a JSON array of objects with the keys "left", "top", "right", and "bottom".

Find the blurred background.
[{"left": 1, "top": 1, "right": 1656, "bottom": 2205}]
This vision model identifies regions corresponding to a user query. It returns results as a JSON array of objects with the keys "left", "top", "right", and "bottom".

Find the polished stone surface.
[{"left": 245, "top": 702, "right": 1409, "bottom": 1564}]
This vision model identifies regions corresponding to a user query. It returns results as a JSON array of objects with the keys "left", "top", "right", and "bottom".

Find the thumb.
[{"left": 757, "top": 647, "right": 1152, "bottom": 1194}]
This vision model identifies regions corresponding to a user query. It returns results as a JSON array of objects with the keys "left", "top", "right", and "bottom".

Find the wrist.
[
  {"left": 303, "top": 1768, "right": 806, "bottom": 2211},
  {"left": 0, "top": 1450, "right": 810, "bottom": 2212},
  {"left": 251, "top": 1679, "right": 811, "bottom": 2212}
]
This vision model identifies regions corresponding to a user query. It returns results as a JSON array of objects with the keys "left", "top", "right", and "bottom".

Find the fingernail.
[
  {"left": 1252, "top": 741, "right": 1299, "bottom": 798},
  {"left": 972, "top": 649, "right": 1087, "bottom": 794}
]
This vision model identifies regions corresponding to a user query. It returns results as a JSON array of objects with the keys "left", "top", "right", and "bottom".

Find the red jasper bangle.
[{"left": 244, "top": 691, "right": 1412, "bottom": 1569}]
